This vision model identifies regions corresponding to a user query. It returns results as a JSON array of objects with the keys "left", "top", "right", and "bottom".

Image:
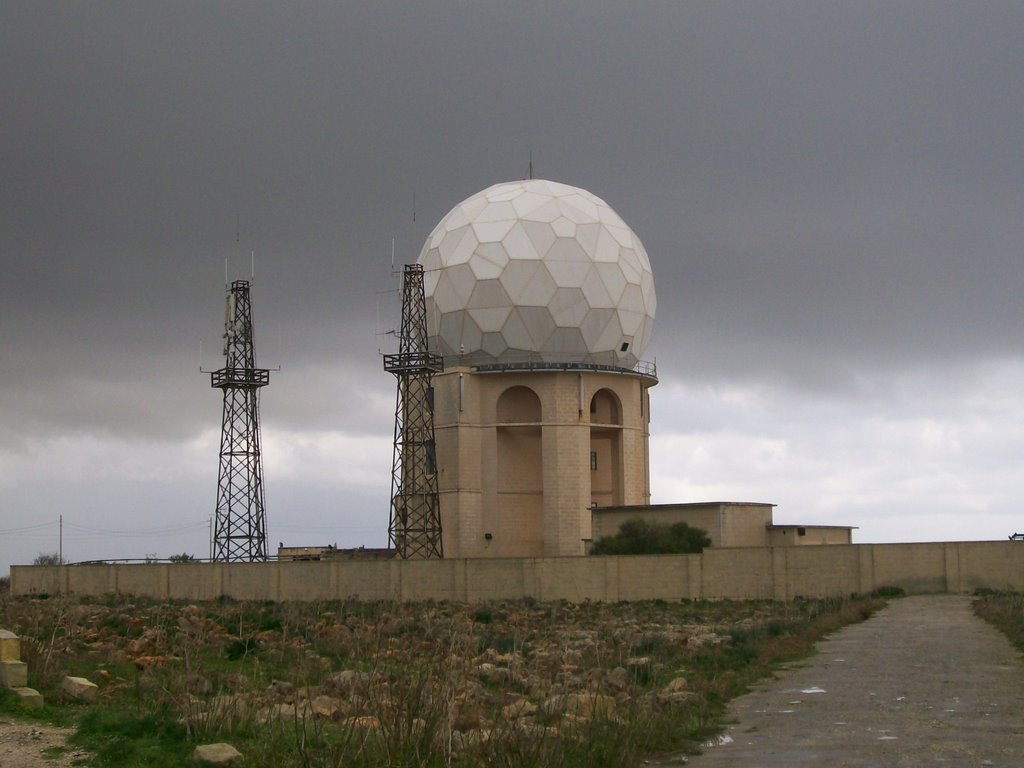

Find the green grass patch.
[
  {"left": 0, "top": 686, "right": 70, "bottom": 725},
  {"left": 67, "top": 707, "right": 192, "bottom": 768}
]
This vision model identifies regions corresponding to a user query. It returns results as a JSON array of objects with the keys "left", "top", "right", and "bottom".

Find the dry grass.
[{"left": 973, "top": 591, "right": 1024, "bottom": 653}]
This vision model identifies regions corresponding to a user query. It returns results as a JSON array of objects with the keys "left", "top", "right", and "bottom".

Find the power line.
[
  {"left": 63, "top": 520, "right": 208, "bottom": 536},
  {"left": 0, "top": 520, "right": 59, "bottom": 534}
]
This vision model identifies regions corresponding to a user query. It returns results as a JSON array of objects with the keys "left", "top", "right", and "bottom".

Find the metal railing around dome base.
[{"left": 467, "top": 356, "right": 657, "bottom": 380}]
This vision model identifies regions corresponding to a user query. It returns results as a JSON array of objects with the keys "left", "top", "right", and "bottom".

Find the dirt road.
[{"left": 668, "top": 595, "right": 1024, "bottom": 767}]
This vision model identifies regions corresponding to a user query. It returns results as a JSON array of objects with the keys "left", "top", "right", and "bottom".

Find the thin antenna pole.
[
  {"left": 251, "top": 251, "right": 255, "bottom": 279},
  {"left": 199, "top": 340, "right": 203, "bottom": 371},
  {"left": 391, "top": 237, "right": 396, "bottom": 273},
  {"left": 528, "top": 151, "right": 533, "bottom": 180},
  {"left": 412, "top": 191, "right": 416, "bottom": 223},
  {"left": 236, "top": 213, "right": 240, "bottom": 243},
  {"left": 224, "top": 258, "right": 229, "bottom": 288}
]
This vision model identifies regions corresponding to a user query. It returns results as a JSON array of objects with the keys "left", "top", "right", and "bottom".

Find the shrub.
[
  {"left": 32, "top": 552, "right": 63, "bottom": 566},
  {"left": 871, "top": 585, "right": 906, "bottom": 598},
  {"left": 590, "top": 519, "right": 711, "bottom": 555}
]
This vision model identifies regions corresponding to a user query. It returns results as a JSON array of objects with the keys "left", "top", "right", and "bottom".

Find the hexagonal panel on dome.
[
  {"left": 501, "top": 261, "right": 556, "bottom": 305},
  {"left": 549, "top": 287, "right": 589, "bottom": 328},
  {"left": 418, "top": 179, "right": 655, "bottom": 367},
  {"left": 467, "top": 279, "right": 511, "bottom": 310}
]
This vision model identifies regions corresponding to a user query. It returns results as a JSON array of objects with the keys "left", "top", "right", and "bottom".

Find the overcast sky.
[{"left": 3, "top": 1, "right": 1022, "bottom": 574}]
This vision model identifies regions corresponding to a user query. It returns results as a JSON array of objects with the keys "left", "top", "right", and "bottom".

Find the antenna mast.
[
  {"left": 210, "top": 279, "right": 271, "bottom": 562},
  {"left": 383, "top": 263, "right": 444, "bottom": 559}
]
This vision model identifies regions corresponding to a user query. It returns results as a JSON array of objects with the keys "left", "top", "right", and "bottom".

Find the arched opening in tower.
[
  {"left": 589, "top": 388, "right": 623, "bottom": 507},
  {"left": 494, "top": 385, "right": 544, "bottom": 554}
]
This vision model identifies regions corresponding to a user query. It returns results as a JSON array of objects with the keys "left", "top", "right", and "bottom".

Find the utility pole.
[
  {"left": 210, "top": 279, "right": 270, "bottom": 562},
  {"left": 383, "top": 264, "right": 444, "bottom": 559}
]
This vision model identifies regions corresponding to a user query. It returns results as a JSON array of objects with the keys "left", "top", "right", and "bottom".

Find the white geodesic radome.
[{"left": 418, "top": 179, "right": 656, "bottom": 368}]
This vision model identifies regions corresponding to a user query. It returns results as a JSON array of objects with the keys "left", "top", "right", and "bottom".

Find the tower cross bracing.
[
  {"left": 384, "top": 264, "right": 444, "bottom": 559},
  {"left": 211, "top": 279, "right": 270, "bottom": 562}
]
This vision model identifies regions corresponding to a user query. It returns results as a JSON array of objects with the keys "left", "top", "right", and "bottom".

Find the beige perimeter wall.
[{"left": 11, "top": 541, "right": 1023, "bottom": 602}]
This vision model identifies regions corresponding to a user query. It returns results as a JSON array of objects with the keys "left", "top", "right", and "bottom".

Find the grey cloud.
[{"left": 3, "top": 2, "right": 1023, "bottom": 571}]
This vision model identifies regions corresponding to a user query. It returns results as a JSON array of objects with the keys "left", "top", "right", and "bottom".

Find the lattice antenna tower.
[
  {"left": 383, "top": 263, "right": 444, "bottom": 559},
  {"left": 210, "top": 279, "right": 270, "bottom": 562}
]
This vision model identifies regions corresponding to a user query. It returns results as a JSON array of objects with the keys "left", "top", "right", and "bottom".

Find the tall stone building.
[{"left": 418, "top": 180, "right": 658, "bottom": 557}]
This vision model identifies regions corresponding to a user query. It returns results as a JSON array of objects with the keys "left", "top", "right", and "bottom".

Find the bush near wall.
[{"left": 590, "top": 519, "right": 711, "bottom": 555}]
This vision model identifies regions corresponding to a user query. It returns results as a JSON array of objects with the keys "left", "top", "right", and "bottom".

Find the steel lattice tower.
[
  {"left": 211, "top": 279, "right": 270, "bottom": 562},
  {"left": 383, "top": 264, "right": 444, "bottom": 559}
]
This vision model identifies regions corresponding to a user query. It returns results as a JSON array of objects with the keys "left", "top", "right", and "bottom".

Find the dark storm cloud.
[{"left": 5, "top": 3, "right": 1021, "bottom": 405}]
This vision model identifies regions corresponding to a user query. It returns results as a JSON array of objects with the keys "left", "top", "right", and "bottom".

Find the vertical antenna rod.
[
  {"left": 383, "top": 263, "right": 444, "bottom": 559},
  {"left": 210, "top": 279, "right": 271, "bottom": 562}
]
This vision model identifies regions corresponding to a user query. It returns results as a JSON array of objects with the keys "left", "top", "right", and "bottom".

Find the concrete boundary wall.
[{"left": 10, "top": 541, "right": 1024, "bottom": 602}]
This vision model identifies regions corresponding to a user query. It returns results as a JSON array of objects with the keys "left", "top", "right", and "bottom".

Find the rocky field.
[{"left": 0, "top": 592, "right": 882, "bottom": 767}]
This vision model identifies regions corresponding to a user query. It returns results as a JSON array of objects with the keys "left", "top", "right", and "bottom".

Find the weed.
[
  {"left": 472, "top": 606, "right": 494, "bottom": 624},
  {"left": 224, "top": 637, "right": 257, "bottom": 661},
  {"left": 974, "top": 591, "right": 1024, "bottom": 653},
  {"left": 871, "top": 585, "right": 906, "bottom": 598}
]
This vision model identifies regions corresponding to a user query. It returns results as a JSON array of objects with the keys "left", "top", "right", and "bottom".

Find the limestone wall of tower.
[{"left": 430, "top": 366, "right": 656, "bottom": 558}]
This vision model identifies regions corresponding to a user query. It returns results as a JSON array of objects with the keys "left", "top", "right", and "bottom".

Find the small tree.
[
  {"left": 32, "top": 552, "right": 63, "bottom": 566},
  {"left": 590, "top": 518, "right": 710, "bottom": 555},
  {"left": 168, "top": 553, "right": 196, "bottom": 563}
]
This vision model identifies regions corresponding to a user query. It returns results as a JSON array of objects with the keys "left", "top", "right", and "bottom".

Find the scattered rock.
[
  {"left": 341, "top": 715, "right": 381, "bottom": 732},
  {"left": 184, "top": 673, "right": 213, "bottom": 695},
  {"left": 257, "top": 702, "right": 300, "bottom": 722},
  {"left": 127, "top": 628, "right": 163, "bottom": 657},
  {"left": 656, "top": 690, "right": 698, "bottom": 706},
  {"left": 61, "top": 676, "right": 99, "bottom": 701},
  {"left": 541, "top": 692, "right": 616, "bottom": 721},
  {"left": 13, "top": 686, "right": 44, "bottom": 708},
  {"left": 662, "top": 676, "right": 689, "bottom": 694},
  {"left": 266, "top": 680, "right": 294, "bottom": 697},
  {"left": 193, "top": 742, "right": 243, "bottom": 765},
  {"left": 605, "top": 666, "right": 630, "bottom": 691},
  {"left": 133, "top": 655, "right": 172, "bottom": 669},
  {"left": 310, "top": 695, "right": 344, "bottom": 720},
  {"left": 326, "top": 669, "right": 371, "bottom": 694},
  {"left": 452, "top": 701, "right": 483, "bottom": 731},
  {"left": 501, "top": 698, "right": 538, "bottom": 720}
]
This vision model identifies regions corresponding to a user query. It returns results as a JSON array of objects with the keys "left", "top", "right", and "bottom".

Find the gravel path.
[{"left": 665, "top": 595, "right": 1024, "bottom": 767}]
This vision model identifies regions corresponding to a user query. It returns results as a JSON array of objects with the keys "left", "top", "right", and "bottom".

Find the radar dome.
[{"left": 419, "top": 179, "right": 656, "bottom": 368}]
